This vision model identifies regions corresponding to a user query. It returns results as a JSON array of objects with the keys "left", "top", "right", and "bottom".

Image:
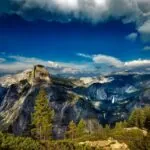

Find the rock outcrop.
[
  {"left": 79, "top": 138, "right": 129, "bottom": 150},
  {"left": 31, "top": 65, "right": 51, "bottom": 85}
]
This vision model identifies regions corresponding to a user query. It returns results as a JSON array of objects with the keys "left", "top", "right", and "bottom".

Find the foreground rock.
[
  {"left": 79, "top": 138, "right": 129, "bottom": 150},
  {"left": 124, "top": 127, "right": 148, "bottom": 136}
]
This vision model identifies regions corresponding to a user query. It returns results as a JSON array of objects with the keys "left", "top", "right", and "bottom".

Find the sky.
[{"left": 0, "top": 0, "right": 150, "bottom": 76}]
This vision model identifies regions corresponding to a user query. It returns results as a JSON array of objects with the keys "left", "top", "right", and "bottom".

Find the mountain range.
[{"left": 0, "top": 64, "right": 150, "bottom": 139}]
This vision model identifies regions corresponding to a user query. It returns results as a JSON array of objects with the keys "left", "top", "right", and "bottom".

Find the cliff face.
[
  {"left": 32, "top": 65, "right": 51, "bottom": 84},
  {"left": 0, "top": 65, "right": 98, "bottom": 138},
  {"left": 0, "top": 66, "right": 150, "bottom": 138}
]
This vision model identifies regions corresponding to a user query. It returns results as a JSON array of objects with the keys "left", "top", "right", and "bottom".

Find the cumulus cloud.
[
  {"left": 0, "top": 62, "right": 32, "bottom": 73},
  {"left": 77, "top": 52, "right": 150, "bottom": 72},
  {"left": 0, "top": 0, "right": 149, "bottom": 42},
  {"left": 125, "top": 32, "right": 138, "bottom": 42},
  {"left": 0, "top": 0, "right": 146, "bottom": 22},
  {"left": 0, "top": 54, "right": 91, "bottom": 76},
  {"left": 92, "top": 54, "right": 123, "bottom": 68},
  {"left": 77, "top": 53, "right": 124, "bottom": 68},
  {"left": 0, "top": 55, "right": 49, "bottom": 73},
  {"left": 125, "top": 59, "right": 150, "bottom": 68},
  {"left": 1, "top": 53, "right": 150, "bottom": 76},
  {"left": 138, "top": 20, "right": 150, "bottom": 43}
]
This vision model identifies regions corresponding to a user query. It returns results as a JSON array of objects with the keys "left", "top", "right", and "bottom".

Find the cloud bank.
[
  {"left": 0, "top": 0, "right": 150, "bottom": 43},
  {"left": 78, "top": 53, "right": 150, "bottom": 73},
  {"left": 0, "top": 0, "right": 146, "bottom": 22},
  {"left": 1, "top": 53, "right": 150, "bottom": 76},
  {"left": 0, "top": 55, "right": 90, "bottom": 76}
]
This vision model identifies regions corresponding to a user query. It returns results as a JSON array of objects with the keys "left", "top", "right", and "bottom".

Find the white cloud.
[
  {"left": 143, "top": 46, "right": 150, "bottom": 51},
  {"left": 92, "top": 54, "right": 124, "bottom": 68},
  {"left": 0, "top": 55, "right": 91, "bottom": 75},
  {"left": 0, "top": 55, "right": 49, "bottom": 73},
  {"left": 48, "top": 60, "right": 92, "bottom": 75},
  {"left": 125, "top": 33, "right": 138, "bottom": 42},
  {"left": 125, "top": 59, "right": 150, "bottom": 68},
  {"left": 9, "top": 55, "right": 49, "bottom": 65},
  {"left": 0, "top": 62, "right": 32, "bottom": 73},
  {"left": 77, "top": 53, "right": 123, "bottom": 68},
  {"left": 76, "top": 53, "right": 91, "bottom": 59},
  {"left": 0, "top": 58, "right": 6, "bottom": 63},
  {"left": 0, "top": 0, "right": 144, "bottom": 22},
  {"left": 48, "top": 61, "right": 61, "bottom": 69},
  {"left": 2, "top": 53, "right": 150, "bottom": 76},
  {"left": 0, "top": 0, "right": 149, "bottom": 42},
  {"left": 77, "top": 52, "right": 150, "bottom": 72},
  {"left": 138, "top": 20, "right": 150, "bottom": 43}
]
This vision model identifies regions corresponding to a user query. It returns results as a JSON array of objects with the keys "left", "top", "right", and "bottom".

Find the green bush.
[{"left": 0, "top": 132, "right": 40, "bottom": 150}]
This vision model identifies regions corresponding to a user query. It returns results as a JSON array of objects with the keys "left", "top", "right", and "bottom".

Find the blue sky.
[
  {"left": 0, "top": 0, "right": 150, "bottom": 76},
  {"left": 0, "top": 16, "right": 143, "bottom": 62}
]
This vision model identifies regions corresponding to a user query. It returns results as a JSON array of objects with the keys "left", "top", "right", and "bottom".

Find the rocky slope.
[
  {"left": 0, "top": 65, "right": 150, "bottom": 138},
  {"left": 75, "top": 73, "right": 150, "bottom": 124}
]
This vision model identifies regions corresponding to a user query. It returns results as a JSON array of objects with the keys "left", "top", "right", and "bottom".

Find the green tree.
[
  {"left": 128, "top": 108, "right": 146, "bottom": 128},
  {"left": 66, "top": 121, "right": 77, "bottom": 140},
  {"left": 31, "top": 88, "right": 54, "bottom": 140},
  {"left": 76, "top": 119, "right": 86, "bottom": 138},
  {"left": 103, "top": 124, "right": 111, "bottom": 137},
  {"left": 115, "top": 122, "right": 124, "bottom": 130},
  {"left": 143, "top": 106, "right": 150, "bottom": 130}
]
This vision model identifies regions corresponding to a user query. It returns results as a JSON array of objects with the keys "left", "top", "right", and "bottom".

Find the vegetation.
[
  {"left": 31, "top": 88, "right": 54, "bottom": 140},
  {"left": 128, "top": 108, "right": 146, "bottom": 128},
  {"left": 65, "top": 119, "right": 86, "bottom": 139},
  {"left": 128, "top": 106, "right": 150, "bottom": 130},
  {"left": 0, "top": 132, "right": 40, "bottom": 150}
]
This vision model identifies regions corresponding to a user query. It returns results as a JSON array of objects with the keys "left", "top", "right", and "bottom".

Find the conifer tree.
[
  {"left": 115, "top": 122, "right": 124, "bottom": 130},
  {"left": 31, "top": 88, "right": 54, "bottom": 140},
  {"left": 104, "top": 124, "right": 111, "bottom": 136},
  {"left": 143, "top": 106, "right": 150, "bottom": 130},
  {"left": 76, "top": 119, "right": 86, "bottom": 138},
  {"left": 66, "top": 120, "right": 77, "bottom": 140},
  {"left": 128, "top": 108, "right": 146, "bottom": 128}
]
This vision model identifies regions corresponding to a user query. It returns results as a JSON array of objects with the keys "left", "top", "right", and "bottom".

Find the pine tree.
[
  {"left": 115, "top": 122, "right": 124, "bottom": 130},
  {"left": 76, "top": 119, "right": 86, "bottom": 138},
  {"left": 31, "top": 88, "right": 54, "bottom": 140},
  {"left": 143, "top": 106, "right": 150, "bottom": 130},
  {"left": 128, "top": 108, "right": 146, "bottom": 128},
  {"left": 104, "top": 124, "right": 110, "bottom": 136},
  {"left": 138, "top": 109, "right": 146, "bottom": 128},
  {"left": 66, "top": 120, "right": 77, "bottom": 140}
]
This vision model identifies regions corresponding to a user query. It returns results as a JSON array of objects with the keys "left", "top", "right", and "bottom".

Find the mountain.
[{"left": 0, "top": 65, "right": 150, "bottom": 139}]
